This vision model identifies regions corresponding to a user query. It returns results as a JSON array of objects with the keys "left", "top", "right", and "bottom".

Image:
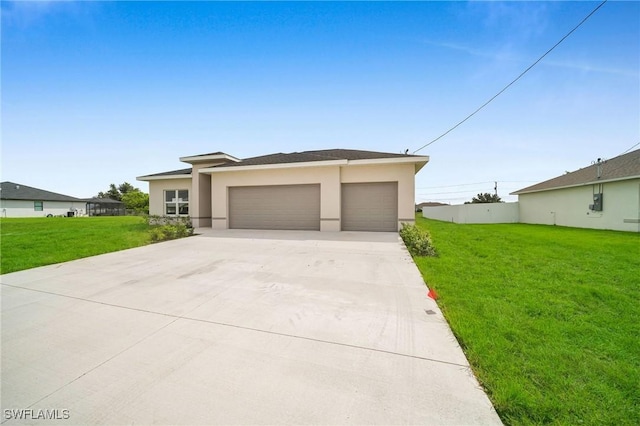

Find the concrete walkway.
[{"left": 1, "top": 230, "right": 502, "bottom": 425}]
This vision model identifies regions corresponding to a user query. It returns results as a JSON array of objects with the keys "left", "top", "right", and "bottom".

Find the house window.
[
  {"left": 34, "top": 201, "right": 43, "bottom": 211},
  {"left": 164, "top": 190, "right": 189, "bottom": 216}
]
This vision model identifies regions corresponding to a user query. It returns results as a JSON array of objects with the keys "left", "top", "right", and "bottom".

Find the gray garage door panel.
[
  {"left": 341, "top": 182, "right": 398, "bottom": 232},
  {"left": 229, "top": 184, "right": 320, "bottom": 230}
]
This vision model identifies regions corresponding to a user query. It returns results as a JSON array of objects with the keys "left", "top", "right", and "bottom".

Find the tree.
[
  {"left": 98, "top": 183, "right": 122, "bottom": 201},
  {"left": 121, "top": 190, "right": 149, "bottom": 214},
  {"left": 97, "top": 182, "right": 137, "bottom": 201},
  {"left": 466, "top": 193, "right": 503, "bottom": 204},
  {"left": 97, "top": 182, "right": 149, "bottom": 213},
  {"left": 118, "top": 182, "right": 136, "bottom": 196}
]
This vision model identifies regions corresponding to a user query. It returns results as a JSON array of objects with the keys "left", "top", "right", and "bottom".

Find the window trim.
[
  {"left": 34, "top": 201, "right": 43, "bottom": 211},
  {"left": 164, "top": 189, "right": 189, "bottom": 216}
]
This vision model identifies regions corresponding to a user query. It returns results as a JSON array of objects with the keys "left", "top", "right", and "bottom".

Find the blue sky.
[{"left": 2, "top": 1, "right": 638, "bottom": 203}]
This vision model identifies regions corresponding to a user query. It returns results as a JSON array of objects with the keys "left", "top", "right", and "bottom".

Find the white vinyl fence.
[{"left": 422, "top": 202, "right": 519, "bottom": 224}]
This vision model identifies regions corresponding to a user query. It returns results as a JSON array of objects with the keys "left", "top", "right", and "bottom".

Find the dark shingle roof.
[
  {"left": 140, "top": 149, "right": 427, "bottom": 178},
  {"left": 512, "top": 149, "right": 640, "bottom": 195},
  {"left": 140, "top": 168, "right": 192, "bottom": 178},
  {"left": 217, "top": 149, "right": 424, "bottom": 168},
  {"left": 0, "top": 181, "right": 82, "bottom": 202}
]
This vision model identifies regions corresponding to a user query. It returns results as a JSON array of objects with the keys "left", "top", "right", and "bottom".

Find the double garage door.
[{"left": 228, "top": 182, "right": 398, "bottom": 232}]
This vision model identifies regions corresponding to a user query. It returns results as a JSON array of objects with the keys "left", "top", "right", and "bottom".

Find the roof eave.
[
  {"left": 199, "top": 156, "right": 430, "bottom": 174},
  {"left": 199, "top": 159, "right": 348, "bottom": 173},
  {"left": 345, "top": 156, "right": 430, "bottom": 173},
  {"left": 179, "top": 153, "right": 241, "bottom": 164},
  {"left": 511, "top": 174, "right": 640, "bottom": 195},
  {"left": 137, "top": 174, "right": 192, "bottom": 182}
]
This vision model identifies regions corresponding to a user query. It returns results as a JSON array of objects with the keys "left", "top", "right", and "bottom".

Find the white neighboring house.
[
  {"left": 0, "top": 181, "right": 87, "bottom": 218},
  {"left": 511, "top": 149, "right": 640, "bottom": 232}
]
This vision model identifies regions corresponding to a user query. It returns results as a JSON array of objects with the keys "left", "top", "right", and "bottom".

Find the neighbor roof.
[
  {"left": 416, "top": 202, "right": 449, "bottom": 208},
  {"left": 84, "top": 197, "right": 124, "bottom": 204},
  {"left": 512, "top": 149, "right": 640, "bottom": 195},
  {"left": 0, "top": 181, "right": 82, "bottom": 202}
]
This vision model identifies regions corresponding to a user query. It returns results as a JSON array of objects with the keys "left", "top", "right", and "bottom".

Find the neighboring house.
[
  {"left": 137, "top": 149, "right": 429, "bottom": 232},
  {"left": 416, "top": 202, "right": 448, "bottom": 211},
  {"left": 0, "top": 181, "right": 87, "bottom": 218},
  {"left": 511, "top": 149, "right": 640, "bottom": 232}
]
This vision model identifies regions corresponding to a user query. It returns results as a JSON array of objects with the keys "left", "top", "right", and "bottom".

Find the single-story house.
[
  {"left": 511, "top": 149, "right": 640, "bottom": 232},
  {"left": 415, "top": 202, "right": 448, "bottom": 212},
  {"left": 0, "top": 181, "right": 87, "bottom": 218},
  {"left": 0, "top": 182, "right": 126, "bottom": 218},
  {"left": 137, "top": 149, "right": 429, "bottom": 232}
]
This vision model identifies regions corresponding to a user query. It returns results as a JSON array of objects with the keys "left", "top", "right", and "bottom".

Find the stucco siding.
[
  {"left": 148, "top": 178, "right": 192, "bottom": 217},
  {"left": 209, "top": 166, "right": 340, "bottom": 231},
  {"left": 190, "top": 164, "right": 214, "bottom": 228},
  {"left": 0, "top": 200, "right": 87, "bottom": 218},
  {"left": 518, "top": 178, "right": 640, "bottom": 232},
  {"left": 207, "top": 162, "right": 416, "bottom": 231}
]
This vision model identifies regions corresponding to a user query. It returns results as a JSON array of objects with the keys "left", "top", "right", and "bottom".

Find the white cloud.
[
  {"left": 543, "top": 59, "right": 639, "bottom": 78},
  {"left": 1, "top": 0, "right": 93, "bottom": 28}
]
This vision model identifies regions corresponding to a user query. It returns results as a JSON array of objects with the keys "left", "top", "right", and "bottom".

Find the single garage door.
[
  {"left": 229, "top": 184, "right": 320, "bottom": 230},
  {"left": 341, "top": 182, "right": 398, "bottom": 232}
]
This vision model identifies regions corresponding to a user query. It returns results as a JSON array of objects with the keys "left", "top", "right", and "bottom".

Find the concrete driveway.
[{"left": 1, "top": 230, "right": 501, "bottom": 425}]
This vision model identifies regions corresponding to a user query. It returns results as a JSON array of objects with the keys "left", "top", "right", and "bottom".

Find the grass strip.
[
  {"left": 413, "top": 216, "right": 639, "bottom": 425},
  {"left": 1, "top": 217, "right": 151, "bottom": 274}
]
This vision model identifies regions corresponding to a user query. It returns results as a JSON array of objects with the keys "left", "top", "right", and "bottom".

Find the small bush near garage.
[
  {"left": 147, "top": 215, "right": 193, "bottom": 242},
  {"left": 399, "top": 223, "right": 437, "bottom": 257}
]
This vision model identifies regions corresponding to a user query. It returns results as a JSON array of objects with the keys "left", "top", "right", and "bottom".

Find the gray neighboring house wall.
[
  {"left": 0, "top": 181, "right": 88, "bottom": 218},
  {"left": 511, "top": 149, "right": 640, "bottom": 232}
]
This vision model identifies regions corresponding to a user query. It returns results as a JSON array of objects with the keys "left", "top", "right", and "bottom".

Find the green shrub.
[
  {"left": 399, "top": 223, "right": 437, "bottom": 257},
  {"left": 147, "top": 216, "right": 193, "bottom": 242}
]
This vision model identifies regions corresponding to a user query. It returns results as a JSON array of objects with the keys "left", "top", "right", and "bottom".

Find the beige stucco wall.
[
  {"left": 518, "top": 178, "right": 640, "bottom": 232},
  {"left": 148, "top": 178, "right": 192, "bottom": 217},
  {"left": 191, "top": 164, "right": 214, "bottom": 228},
  {"left": 208, "top": 165, "right": 341, "bottom": 231},
  {"left": 0, "top": 200, "right": 87, "bottom": 218},
  {"left": 207, "top": 162, "right": 416, "bottom": 231}
]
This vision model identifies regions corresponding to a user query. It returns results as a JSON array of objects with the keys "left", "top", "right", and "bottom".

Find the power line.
[
  {"left": 619, "top": 142, "right": 640, "bottom": 155},
  {"left": 416, "top": 181, "right": 493, "bottom": 189},
  {"left": 417, "top": 180, "right": 538, "bottom": 190},
  {"left": 412, "top": 0, "right": 608, "bottom": 154},
  {"left": 418, "top": 189, "right": 491, "bottom": 195}
]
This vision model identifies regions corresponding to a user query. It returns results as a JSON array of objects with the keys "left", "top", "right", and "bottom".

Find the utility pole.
[{"left": 494, "top": 181, "right": 498, "bottom": 197}]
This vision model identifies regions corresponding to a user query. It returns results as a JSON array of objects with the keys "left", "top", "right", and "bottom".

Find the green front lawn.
[
  {"left": 413, "top": 217, "right": 639, "bottom": 425},
  {"left": 0, "top": 217, "right": 151, "bottom": 274}
]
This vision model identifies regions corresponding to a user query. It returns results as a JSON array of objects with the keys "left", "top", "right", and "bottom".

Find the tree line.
[
  {"left": 97, "top": 182, "right": 149, "bottom": 214},
  {"left": 465, "top": 193, "right": 503, "bottom": 204}
]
